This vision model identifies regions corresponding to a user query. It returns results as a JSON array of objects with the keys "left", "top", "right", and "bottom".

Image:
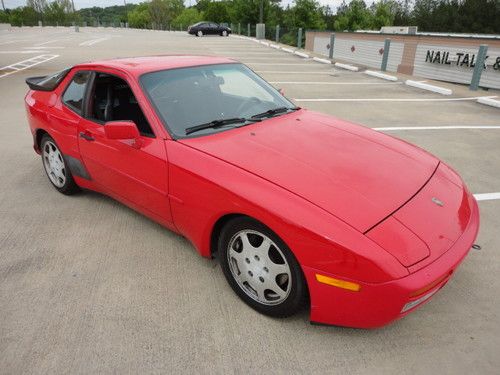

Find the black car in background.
[{"left": 188, "top": 22, "right": 232, "bottom": 37}]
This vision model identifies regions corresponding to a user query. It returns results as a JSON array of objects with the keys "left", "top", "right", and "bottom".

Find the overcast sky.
[{"left": 3, "top": 0, "right": 362, "bottom": 11}]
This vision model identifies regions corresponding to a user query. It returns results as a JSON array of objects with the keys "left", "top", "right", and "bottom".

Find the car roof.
[{"left": 74, "top": 55, "right": 237, "bottom": 77}]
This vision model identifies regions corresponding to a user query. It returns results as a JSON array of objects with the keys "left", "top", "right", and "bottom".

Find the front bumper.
[{"left": 303, "top": 195, "right": 479, "bottom": 328}]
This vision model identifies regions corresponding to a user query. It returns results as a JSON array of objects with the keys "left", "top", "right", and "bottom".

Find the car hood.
[{"left": 180, "top": 109, "right": 439, "bottom": 232}]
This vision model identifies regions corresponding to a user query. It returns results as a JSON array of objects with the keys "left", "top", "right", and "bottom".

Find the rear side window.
[{"left": 62, "top": 71, "right": 91, "bottom": 114}]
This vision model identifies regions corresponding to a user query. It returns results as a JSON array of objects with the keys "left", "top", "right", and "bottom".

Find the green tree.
[
  {"left": 128, "top": 3, "right": 150, "bottom": 28},
  {"left": 284, "top": 0, "right": 327, "bottom": 30},
  {"left": 9, "top": 6, "right": 38, "bottom": 26},
  {"left": 172, "top": 7, "right": 203, "bottom": 27},
  {"left": 334, "top": 0, "right": 372, "bottom": 31},
  {"left": 370, "top": 0, "right": 396, "bottom": 29},
  {"left": 0, "top": 9, "right": 10, "bottom": 23},
  {"left": 44, "top": 0, "right": 74, "bottom": 26},
  {"left": 204, "top": 1, "right": 230, "bottom": 23}
]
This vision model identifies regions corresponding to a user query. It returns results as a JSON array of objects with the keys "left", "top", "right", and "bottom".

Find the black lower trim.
[{"left": 64, "top": 155, "right": 91, "bottom": 180}]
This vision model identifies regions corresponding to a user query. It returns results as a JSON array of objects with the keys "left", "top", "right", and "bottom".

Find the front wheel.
[
  {"left": 219, "top": 217, "right": 307, "bottom": 318},
  {"left": 41, "top": 134, "right": 79, "bottom": 195},
  {"left": 221, "top": 30, "right": 228, "bottom": 37},
  {"left": 197, "top": 30, "right": 203, "bottom": 37}
]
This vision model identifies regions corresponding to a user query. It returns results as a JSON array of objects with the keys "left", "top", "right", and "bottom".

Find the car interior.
[{"left": 89, "top": 73, "right": 155, "bottom": 137}]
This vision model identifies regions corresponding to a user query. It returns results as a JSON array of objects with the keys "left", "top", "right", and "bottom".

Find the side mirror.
[
  {"left": 104, "top": 120, "right": 140, "bottom": 139},
  {"left": 104, "top": 121, "right": 142, "bottom": 148}
]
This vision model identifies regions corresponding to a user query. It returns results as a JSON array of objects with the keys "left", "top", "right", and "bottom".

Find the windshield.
[{"left": 140, "top": 63, "right": 296, "bottom": 138}]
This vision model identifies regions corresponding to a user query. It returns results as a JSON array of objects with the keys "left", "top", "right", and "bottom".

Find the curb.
[
  {"left": 477, "top": 96, "right": 500, "bottom": 109},
  {"left": 312, "top": 57, "right": 332, "bottom": 64},
  {"left": 334, "top": 62, "right": 359, "bottom": 72},
  {"left": 405, "top": 80, "right": 452, "bottom": 95},
  {"left": 364, "top": 70, "right": 398, "bottom": 82},
  {"left": 294, "top": 51, "right": 309, "bottom": 58}
]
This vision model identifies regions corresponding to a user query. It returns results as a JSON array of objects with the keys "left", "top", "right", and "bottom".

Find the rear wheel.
[
  {"left": 41, "top": 134, "right": 79, "bottom": 195},
  {"left": 219, "top": 217, "right": 307, "bottom": 317},
  {"left": 197, "top": 30, "right": 203, "bottom": 37}
]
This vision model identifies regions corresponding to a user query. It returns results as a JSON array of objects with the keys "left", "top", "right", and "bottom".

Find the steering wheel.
[{"left": 235, "top": 97, "right": 262, "bottom": 116}]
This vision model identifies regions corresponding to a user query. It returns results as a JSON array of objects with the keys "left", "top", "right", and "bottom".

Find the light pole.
[{"left": 1, "top": 0, "right": 5, "bottom": 11}]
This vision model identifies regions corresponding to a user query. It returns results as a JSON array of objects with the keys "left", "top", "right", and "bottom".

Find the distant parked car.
[{"left": 188, "top": 22, "right": 231, "bottom": 37}]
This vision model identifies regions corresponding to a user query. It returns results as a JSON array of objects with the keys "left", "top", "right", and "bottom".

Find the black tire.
[
  {"left": 219, "top": 217, "right": 308, "bottom": 318},
  {"left": 197, "top": 30, "right": 203, "bottom": 37},
  {"left": 40, "top": 134, "right": 80, "bottom": 195}
]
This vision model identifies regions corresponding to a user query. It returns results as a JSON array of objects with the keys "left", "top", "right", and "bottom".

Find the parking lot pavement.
[{"left": 1, "top": 27, "right": 499, "bottom": 374}]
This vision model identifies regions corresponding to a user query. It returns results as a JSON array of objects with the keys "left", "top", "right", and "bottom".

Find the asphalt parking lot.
[{"left": 1, "top": 27, "right": 499, "bottom": 374}]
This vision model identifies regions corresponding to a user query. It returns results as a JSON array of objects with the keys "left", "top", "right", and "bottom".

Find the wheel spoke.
[
  {"left": 239, "top": 233, "right": 253, "bottom": 256},
  {"left": 267, "top": 262, "right": 290, "bottom": 279},
  {"left": 229, "top": 246, "right": 246, "bottom": 266}
]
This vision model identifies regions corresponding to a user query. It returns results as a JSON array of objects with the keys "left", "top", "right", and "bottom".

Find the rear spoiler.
[
  {"left": 25, "top": 67, "right": 71, "bottom": 91},
  {"left": 26, "top": 76, "right": 52, "bottom": 91}
]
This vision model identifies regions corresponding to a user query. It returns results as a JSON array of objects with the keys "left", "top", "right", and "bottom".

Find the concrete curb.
[
  {"left": 281, "top": 47, "right": 295, "bottom": 53},
  {"left": 477, "top": 96, "right": 500, "bottom": 109},
  {"left": 294, "top": 51, "right": 309, "bottom": 58},
  {"left": 334, "top": 62, "right": 359, "bottom": 72},
  {"left": 405, "top": 80, "right": 452, "bottom": 95},
  {"left": 364, "top": 70, "right": 398, "bottom": 82},
  {"left": 312, "top": 57, "right": 332, "bottom": 64}
]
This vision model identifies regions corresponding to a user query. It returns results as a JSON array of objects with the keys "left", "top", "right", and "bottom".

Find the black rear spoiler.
[
  {"left": 26, "top": 76, "right": 52, "bottom": 91},
  {"left": 25, "top": 68, "right": 71, "bottom": 91}
]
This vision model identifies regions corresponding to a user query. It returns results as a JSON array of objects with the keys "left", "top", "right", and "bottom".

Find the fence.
[{"left": 306, "top": 31, "right": 500, "bottom": 90}]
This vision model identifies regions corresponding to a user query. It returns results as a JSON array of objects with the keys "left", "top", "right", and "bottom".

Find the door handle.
[{"left": 79, "top": 132, "right": 95, "bottom": 141}]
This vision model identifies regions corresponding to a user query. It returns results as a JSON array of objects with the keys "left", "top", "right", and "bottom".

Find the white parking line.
[
  {"left": 294, "top": 96, "right": 497, "bottom": 102},
  {"left": 474, "top": 193, "right": 500, "bottom": 201},
  {"left": 0, "top": 51, "right": 41, "bottom": 54},
  {"left": 25, "top": 46, "right": 65, "bottom": 50},
  {"left": 0, "top": 54, "right": 59, "bottom": 78},
  {"left": 79, "top": 37, "right": 109, "bottom": 46},
  {"left": 374, "top": 125, "right": 500, "bottom": 131},
  {"left": 270, "top": 81, "right": 403, "bottom": 85},
  {"left": 35, "top": 39, "right": 60, "bottom": 46}
]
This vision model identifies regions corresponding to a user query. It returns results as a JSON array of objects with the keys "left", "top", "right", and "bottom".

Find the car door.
[
  {"left": 77, "top": 69, "right": 173, "bottom": 226},
  {"left": 209, "top": 23, "right": 219, "bottom": 34}
]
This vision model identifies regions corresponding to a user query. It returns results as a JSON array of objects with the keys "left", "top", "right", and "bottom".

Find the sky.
[{"left": 3, "top": 0, "right": 360, "bottom": 11}]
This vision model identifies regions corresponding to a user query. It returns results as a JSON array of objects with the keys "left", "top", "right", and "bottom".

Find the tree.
[
  {"left": 284, "top": 0, "right": 327, "bottom": 30},
  {"left": 204, "top": 1, "right": 230, "bottom": 23},
  {"left": 172, "top": 8, "right": 203, "bottom": 28},
  {"left": 334, "top": 0, "right": 372, "bottom": 31},
  {"left": 148, "top": 0, "right": 183, "bottom": 29},
  {"left": 44, "top": 0, "right": 74, "bottom": 25},
  {"left": 26, "top": 0, "right": 47, "bottom": 20},
  {"left": 9, "top": 6, "right": 38, "bottom": 26},
  {"left": 370, "top": 0, "right": 396, "bottom": 29},
  {"left": 128, "top": 3, "right": 150, "bottom": 28}
]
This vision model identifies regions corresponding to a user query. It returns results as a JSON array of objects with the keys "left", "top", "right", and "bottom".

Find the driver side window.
[{"left": 89, "top": 72, "right": 155, "bottom": 137}]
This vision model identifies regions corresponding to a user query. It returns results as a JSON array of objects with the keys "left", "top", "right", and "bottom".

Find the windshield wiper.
[
  {"left": 185, "top": 117, "right": 261, "bottom": 135},
  {"left": 250, "top": 106, "right": 299, "bottom": 119}
]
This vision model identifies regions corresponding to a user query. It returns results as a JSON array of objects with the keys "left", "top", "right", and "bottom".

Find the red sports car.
[{"left": 25, "top": 56, "right": 479, "bottom": 328}]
